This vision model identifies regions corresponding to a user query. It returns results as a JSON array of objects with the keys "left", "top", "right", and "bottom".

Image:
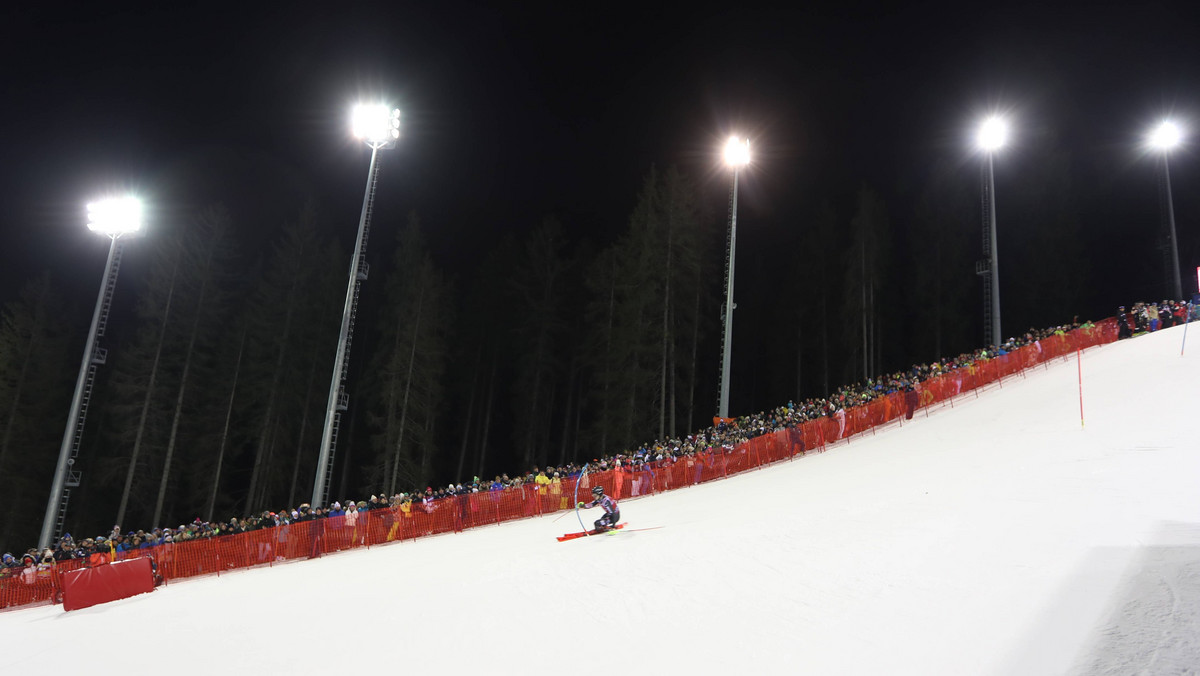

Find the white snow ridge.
[{"left": 3, "top": 325, "right": 1198, "bottom": 675}]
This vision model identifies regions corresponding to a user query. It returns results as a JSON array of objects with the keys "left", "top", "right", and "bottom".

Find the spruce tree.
[
  {"left": 509, "top": 217, "right": 570, "bottom": 469},
  {"left": 241, "top": 202, "right": 338, "bottom": 512},
  {"left": 365, "top": 214, "right": 453, "bottom": 495},
  {"left": 0, "top": 274, "right": 74, "bottom": 551},
  {"left": 912, "top": 160, "right": 974, "bottom": 361}
]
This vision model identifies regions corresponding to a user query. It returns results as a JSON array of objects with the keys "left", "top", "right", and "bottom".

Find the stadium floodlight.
[
  {"left": 86, "top": 196, "right": 143, "bottom": 236},
  {"left": 351, "top": 104, "right": 401, "bottom": 144},
  {"left": 312, "top": 103, "right": 401, "bottom": 508},
  {"left": 975, "top": 116, "right": 1008, "bottom": 347},
  {"left": 1149, "top": 120, "right": 1182, "bottom": 151},
  {"left": 1148, "top": 120, "right": 1184, "bottom": 299},
  {"left": 40, "top": 195, "right": 142, "bottom": 550},
  {"left": 717, "top": 135, "right": 750, "bottom": 420},
  {"left": 977, "top": 116, "right": 1008, "bottom": 152},
  {"left": 724, "top": 136, "right": 750, "bottom": 168}
]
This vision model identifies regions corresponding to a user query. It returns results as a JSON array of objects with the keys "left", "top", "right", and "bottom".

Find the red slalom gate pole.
[{"left": 1077, "top": 347, "right": 1084, "bottom": 429}]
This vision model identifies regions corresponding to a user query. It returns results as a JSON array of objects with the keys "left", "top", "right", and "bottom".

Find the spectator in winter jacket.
[
  {"left": 54, "top": 539, "right": 76, "bottom": 561},
  {"left": 1172, "top": 302, "right": 1186, "bottom": 326},
  {"left": 550, "top": 473, "right": 566, "bottom": 509}
]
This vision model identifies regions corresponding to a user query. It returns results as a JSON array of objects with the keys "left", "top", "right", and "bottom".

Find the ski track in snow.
[{"left": 2, "top": 325, "right": 1198, "bottom": 675}]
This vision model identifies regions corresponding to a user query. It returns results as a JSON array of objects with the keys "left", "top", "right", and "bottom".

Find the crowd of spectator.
[
  {"left": 1116, "top": 299, "right": 1195, "bottom": 339},
  {"left": 3, "top": 299, "right": 1193, "bottom": 578}
]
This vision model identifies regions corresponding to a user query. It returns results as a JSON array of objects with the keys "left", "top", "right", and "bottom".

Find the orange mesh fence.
[
  {"left": 0, "top": 320, "right": 1123, "bottom": 612},
  {"left": 0, "top": 565, "right": 63, "bottom": 610}
]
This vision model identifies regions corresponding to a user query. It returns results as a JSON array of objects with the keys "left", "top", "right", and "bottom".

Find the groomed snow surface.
[{"left": 3, "top": 326, "right": 1198, "bottom": 675}]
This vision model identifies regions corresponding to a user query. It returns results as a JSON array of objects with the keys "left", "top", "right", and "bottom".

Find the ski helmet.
[{"left": 592, "top": 486, "right": 604, "bottom": 498}]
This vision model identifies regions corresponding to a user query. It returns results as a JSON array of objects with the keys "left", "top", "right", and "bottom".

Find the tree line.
[{"left": 0, "top": 148, "right": 1098, "bottom": 552}]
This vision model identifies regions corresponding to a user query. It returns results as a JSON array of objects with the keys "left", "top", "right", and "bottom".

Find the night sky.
[{"left": 3, "top": 2, "right": 1199, "bottom": 355}]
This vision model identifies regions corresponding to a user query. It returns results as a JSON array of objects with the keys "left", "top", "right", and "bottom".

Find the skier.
[{"left": 578, "top": 485, "right": 620, "bottom": 532}]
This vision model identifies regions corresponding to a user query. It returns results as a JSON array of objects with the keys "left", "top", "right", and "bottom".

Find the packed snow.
[{"left": 3, "top": 325, "right": 1198, "bottom": 675}]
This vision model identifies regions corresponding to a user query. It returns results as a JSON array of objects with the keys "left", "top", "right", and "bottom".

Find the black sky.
[{"left": 2, "top": 1, "right": 1199, "bottom": 322}]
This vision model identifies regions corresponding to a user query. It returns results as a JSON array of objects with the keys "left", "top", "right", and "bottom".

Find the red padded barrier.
[
  {"left": 61, "top": 557, "right": 155, "bottom": 611},
  {"left": 0, "top": 320, "right": 1124, "bottom": 612}
]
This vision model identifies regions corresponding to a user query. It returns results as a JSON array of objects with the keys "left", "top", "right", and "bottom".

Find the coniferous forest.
[{"left": 0, "top": 132, "right": 1162, "bottom": 552}]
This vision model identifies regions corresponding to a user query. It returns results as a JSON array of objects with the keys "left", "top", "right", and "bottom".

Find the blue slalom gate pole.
[
  {"left": 1182, "top": 312, "right": 1190, "bottom": 357},
  {"left": 574, "top": 464, "right": 589, "bottom": 535}
]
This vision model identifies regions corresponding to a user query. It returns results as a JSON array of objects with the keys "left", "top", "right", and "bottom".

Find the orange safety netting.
[{"left": 0, "top": 319, "right": 1119, "bottom": 612}]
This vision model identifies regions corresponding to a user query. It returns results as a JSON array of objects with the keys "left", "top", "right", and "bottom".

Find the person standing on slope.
[{"left": 578, "top": 485, "right": 620, "bottom": 532}]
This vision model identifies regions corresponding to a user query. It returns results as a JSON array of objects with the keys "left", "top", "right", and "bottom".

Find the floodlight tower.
[
  {"left": 975, "top": 116, "right": 1007, "bottom": 347},
  {"left": 1149, "top": 120, "right": 1184, "bottom": 300},
  {"left": 40, "top": 197, "right": 143, "bottom": 549},
  {"left": 717, "top": 136, "right": 750, "bottom": 420},
  {"left": 312, "top": 104, "right": 400, "bottom": 508}
]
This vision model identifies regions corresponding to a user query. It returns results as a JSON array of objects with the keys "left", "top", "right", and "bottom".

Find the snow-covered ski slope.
[{"left": 3, "top": 325, "right": 1198, "bottom": 675}]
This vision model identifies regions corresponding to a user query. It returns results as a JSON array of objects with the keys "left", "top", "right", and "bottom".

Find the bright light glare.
[
  {"left": 1149, "top": 120, "right": 1182, "bottom": 151},
  {"left": 352, "top": 104, "right": 400, "bottom": 143},
  {"left": 724, "top": 136, "right": 750, "bottom": 168},
  {"left": 977, "top": 117, "right": 1008, "bottom": 152},
  {"left": 86, "top": 197, "right": 143, "bottom": 236}
]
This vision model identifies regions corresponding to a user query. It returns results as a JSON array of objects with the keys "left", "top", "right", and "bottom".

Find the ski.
[{"left": 557, "top": 523, "right": 626, "bottom": 541}]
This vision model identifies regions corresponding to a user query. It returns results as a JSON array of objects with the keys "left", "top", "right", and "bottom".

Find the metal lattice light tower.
[
  {"left": 312, "top": 104, "right": 400, "bottom": 508},
  {"left": 1149, "top": 120, "right": 1184, "bottom": 300},
  {"left": 40, "top": 196, "right": 143, "bottom": 549},
  {"left": 976, "top": 116, "right": 1007, "bottom": 347},
  {"left": 717, "top": 136, "right": 750, "bottom": 419}
]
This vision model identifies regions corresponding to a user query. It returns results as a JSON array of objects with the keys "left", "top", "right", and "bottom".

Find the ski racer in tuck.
[{"left": 578, "top": 486, "right": 620, "bottom": 532}]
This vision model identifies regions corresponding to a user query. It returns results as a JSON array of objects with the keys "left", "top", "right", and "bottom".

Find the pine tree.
[
  {"left": 654, "top": 167, "right": 710, "bottom": 436},
  {"left": 365, "top": 214, "right": 454, "bottom": 494},
  {"left": 842, "top": 186, "right": 892, "bottom": 382},
  {"left": 85, "top": 206, "right": 242, "bottom": 530},
  {"left": 241, "top": 202, "right": 338, "bottom": 512},
  {"left": 1005, "top": 146, "right": 1087, "bottom": 331},
  {"left": 581, "top": 165, "right": 714, "bottom": 454},
  {"left": 453, "top": 236, "right": 521, "bottom": 479},
  {"left": 582, "top": 246, "right": 623, "bottom": 457},
  {"left": 110, "top": 246, "right": 181, "bottom": 528},
  {"left": 784, "top": 202, "right": 838, "bottom": 400},
  {"left": 0, "top": 274, "right": 74, "bottom": 551},
  {"left": 509, "top": 217, "right": 571, "bottom": 469},
  {"left": 205, "top": 323, "right": 247, "bottom": 521},
  {"left": 912, "top": 160, "right": 974, "bottom": 361},
  {"left": 152, "top": 205, "right": 238, "bottom": 526}
]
